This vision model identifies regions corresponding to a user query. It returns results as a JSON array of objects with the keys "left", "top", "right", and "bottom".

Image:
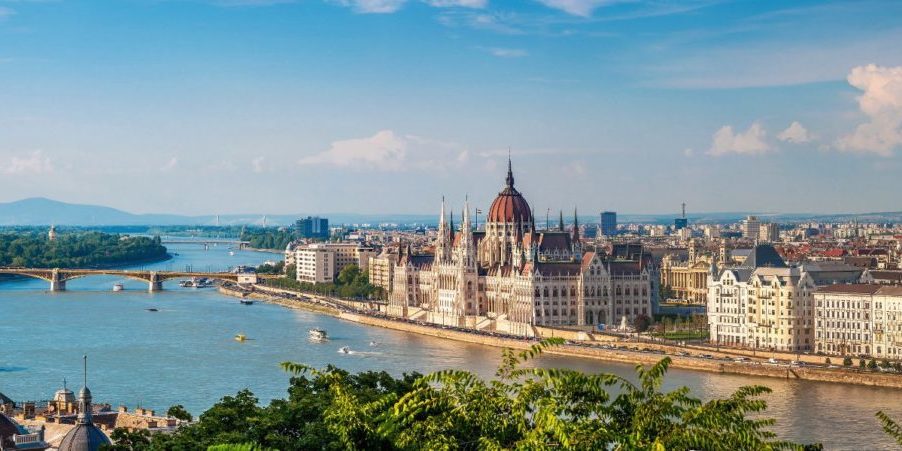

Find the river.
[{"left": 0, "top": 242, "right": 899, "bottom": 449}]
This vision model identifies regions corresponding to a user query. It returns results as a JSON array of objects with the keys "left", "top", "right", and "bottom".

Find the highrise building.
[
  {"left": 294, "top": 216, "right": 330, "bottom": 239},
  {"left": 600, "top": 211, "right": 617, "bottom": 236},
  {"left": 674, "top": 203, "right": 688, "bottom": 230},
  {"left": 741, "top": 216, "right": 761, "bottom": 239}
]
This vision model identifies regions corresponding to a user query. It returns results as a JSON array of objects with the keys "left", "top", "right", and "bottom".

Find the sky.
[{"left": 1, "top": 0, "right": 902, "bottom": 217}]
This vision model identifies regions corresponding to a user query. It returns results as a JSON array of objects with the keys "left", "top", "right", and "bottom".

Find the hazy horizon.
[{"left": 2, "top": 1, "right": 902, "bottom": 216}]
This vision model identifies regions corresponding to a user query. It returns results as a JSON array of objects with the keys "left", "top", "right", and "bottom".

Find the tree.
[
  {"left": 825, "top": 357, "right": 831, "bottom": 365},
  {"left": 860, "top": 359, "right": 867, "bottom": 368},
  {"left": 634, "top": 314, "right": 651, "bottom": 333},
  {"left": 101, "top": 428, "right": 150, "bottom": 450},
  {"left": 843, "top": 356, "right": 853, "bottom": 366},
  {"left": 877, "top": 411, "right": 902, "bottom": 446},
  {"left": 167, "top": 404, "right": 193, "bottom": 422},
  {"left": 868, "top": 359, "right": 878, "bottom": 370}
]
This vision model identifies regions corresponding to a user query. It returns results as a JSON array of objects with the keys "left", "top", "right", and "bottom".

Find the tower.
[
  {"left": 48, "top": 225, "right": 57, "bottom": 241},
  {"left": 58, "top": 356, "right": 111, "bottom": 451}
]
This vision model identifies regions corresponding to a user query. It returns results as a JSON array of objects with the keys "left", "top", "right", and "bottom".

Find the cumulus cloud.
[
  {"left": 251, "top": 156, "right": 267, "bottom": 173},
  {"left": 484, "top": 47, "right": 528, "bottom": 58},
  {"left": 332, "top": 0, "right": 483, "bottom": 13},
  {"left": 160, "top": 156, "right": 179, "bottom": 172},
  {"left": 298, "top": 130, "right": 469, "bottom": 171},
  {"left": 332, "top": 0, "right": 406, "bottom": 13},
  {"left": 535, "top": 0, "right": 617, "bottom": 17},
  {"left": 707, "top": 122, "right": 771, "bottom": 156},
  {"left": 1, "top": 150, "right": 53, "bottom": 175},
  {"left": 425, "top": 0, "right": 486, "bottom": 7},
  {"left": 836, "top": 64, "right": 902, "bottom": 157},
  {"left": 777, "top": 121, "right": 812, "bottom": 143}
]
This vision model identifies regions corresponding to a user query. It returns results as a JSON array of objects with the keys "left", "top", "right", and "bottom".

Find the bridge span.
[{"left": 0, "top": 267, "right": 279, "bottom": 292}]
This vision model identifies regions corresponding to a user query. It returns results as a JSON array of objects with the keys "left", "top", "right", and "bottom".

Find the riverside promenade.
[{"left": 220, "top": 283, "right": 902, "bottom": 389}]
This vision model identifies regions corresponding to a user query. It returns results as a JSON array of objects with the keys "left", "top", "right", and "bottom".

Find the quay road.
[{"left": 0, "top": 267, "right": 279, "bottom": 292}]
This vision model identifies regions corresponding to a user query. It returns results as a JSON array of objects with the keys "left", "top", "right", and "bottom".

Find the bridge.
[
  {"left": 160, "top": 239, "right": 251, "bottom": 249},
  {"left": 0, "top": 267, "right": 280, "bottom": 292}
]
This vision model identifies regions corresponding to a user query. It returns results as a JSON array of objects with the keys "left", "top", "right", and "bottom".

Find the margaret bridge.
[{"left": 0, "top": 267, "right": 280, "bottom": 292}]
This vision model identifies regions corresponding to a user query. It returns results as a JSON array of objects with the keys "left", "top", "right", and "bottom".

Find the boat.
[
  {"left": 180, "top": 277, "right": 214, "bottom": 289},
  {"left": 146, "top": 308, "right": 159, "bottom": 312},
  {"left": 308, "top": 328, "right": 327, "bottom": 340},
  {"left": 229, "top": 251, "right": 235, "bottom": 256},
  {"left": 235, "top": 334, "right": 247, "bottom": 342},
  {"left": 112, "top": 283, "right": 124, "bottom": 292},
  {"left": 369, "top": 341, "right": 378, "bottom": 347},
  {"left": 338, "top": 346, "right": 350, "bottom": 354},
  {"left": 240, "top": 300, "right": 254, "bottom": 305}
]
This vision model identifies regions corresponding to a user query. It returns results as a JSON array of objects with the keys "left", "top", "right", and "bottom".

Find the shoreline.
[{"left": 219, "top": 284, "right": 902, "bottom": 390}]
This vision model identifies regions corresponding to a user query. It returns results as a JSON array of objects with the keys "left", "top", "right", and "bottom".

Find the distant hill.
[
  {"left": 0, "top": 198, "right": 198, "bottom": 226},
  {"left": 0, "top": 197, "right": 900, "bottom": 227}
]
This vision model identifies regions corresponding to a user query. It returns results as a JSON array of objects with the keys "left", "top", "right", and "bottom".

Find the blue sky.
[{"left": 1, "top": 0, "right": 901, "bottom": 216}]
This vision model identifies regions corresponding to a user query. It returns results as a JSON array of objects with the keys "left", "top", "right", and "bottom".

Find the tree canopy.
[
  {"left": 110, "top": 339, "right": 829, "bottom": 450},
  {"left": 0, "top": 231, "right": 167, "bottom": 268}
]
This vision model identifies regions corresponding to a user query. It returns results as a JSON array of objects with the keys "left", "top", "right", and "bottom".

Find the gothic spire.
[
  {"left": 505, "top": 150, "right": 514, "bottom": 188},
  {"left": 572, "top": 207, "right": 580, "bottom": 242},
  {"left": 559, "top": 210, "right": 564, "bottom": 231}
]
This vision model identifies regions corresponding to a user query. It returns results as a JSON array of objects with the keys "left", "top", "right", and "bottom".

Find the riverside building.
[
  {"left": 814, "top": 284, "right": 902, "bottom": 358},
  {"left": 708, "top": 245, "right": 865, "bottom": 352},
  {"left": 381, "top": 160, "right": 655, "bottom": 336},
  {"left": 293, "top": 243, "right": 375, "bottom": 284}
]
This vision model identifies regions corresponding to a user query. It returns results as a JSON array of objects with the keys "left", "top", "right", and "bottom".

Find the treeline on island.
[
  {"left": 0, "top": 231, "right": 168, "bottom": 268},
  {"left": 240, "top": 228, "right": 299, "bottom": 251},
  {"left": 100, "top": 340, "right": 902, "bottom": 450}
]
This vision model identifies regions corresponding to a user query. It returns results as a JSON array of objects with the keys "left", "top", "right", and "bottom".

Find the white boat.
[
  {"left": 369, "top": 341, "right": 378, "bottom": 347},
  {"left": 112, "top": 283, "right": 124, "bottom": 292},
  {"left": 338, "top": 346, "right": 350, "bottom": 354},
  {"left": 308, "top": 328, "right": 327, "bottom": 340},
  {"left": 229, "top": 251, "right": 235, "bottom": 256}
]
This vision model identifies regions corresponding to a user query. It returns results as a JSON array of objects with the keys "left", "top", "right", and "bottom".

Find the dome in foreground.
[
  {"left": 487, "top": 159, "right": 532, "bottom": 224},
  {"left": 57, "top": 423, "right": 110, "bottom": 451}
]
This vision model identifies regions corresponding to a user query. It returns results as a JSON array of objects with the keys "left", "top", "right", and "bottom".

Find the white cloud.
[
  {"left": 484, "top": 47, "right": 528, "bottom": 58},
  {"left": 251, "top": 156, "right": 266, "bottom": 173},
  {"left": 535, "top": 0, "right": 618, "bottom": 17},
  {"left": 707, "top": 122, "right": 771, "bottom": 156},
  {"left": 836, "top": 64, "right": 902, "bottom": 157},
  {"left": 298, "top": 130, "right": 469, "bottom": 171},
  {"left": 333, "top": 0, "right": 406, "bottom": 13},
  {"left": 777, "top": 121, "right": 812, "bottom": 143},
  {"left": 424, "top": 0, "right": 486, "bottom": 7},
  {"left": 160, "top": 156, "right": 179, "bottom": 172},
  {"left": 1, "top": 150, "right": 53, "bottom": 175}
]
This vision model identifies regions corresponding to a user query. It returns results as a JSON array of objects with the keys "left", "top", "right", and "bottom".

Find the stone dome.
[
  {"left": 54, "top": 388, "right": 75, "bottom": 404},
  {"left": 487, "top": 159, "right": 532, "bottom": 225},
  {"left": 57, "top": 423, "right": 110, "bottom": 451}
]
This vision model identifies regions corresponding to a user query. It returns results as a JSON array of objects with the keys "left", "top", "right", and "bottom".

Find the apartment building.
[
  {"left": 294, "top": 243, "right": 375, "bottom": 285},
  {"left": 814, "top": 285, "right": 902, "bottom": 358}
]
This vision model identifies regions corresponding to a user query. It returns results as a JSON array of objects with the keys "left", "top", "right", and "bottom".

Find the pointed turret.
[
  {"left": 559, "top": 210, "right": 564, "bottom": 231},
  {"left": 505, "top": 152, "right": 514, "bottom": 188},
  {"left": 436, "top": 197, "right": 449, "bottom": 262},
  {"left": 572, "top": 208, "right": 580, "bottom": 242}
]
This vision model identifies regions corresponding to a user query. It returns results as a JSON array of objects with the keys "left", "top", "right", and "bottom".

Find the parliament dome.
[{"left": 487, "top": 159, "right": 533, "bottom": 224}]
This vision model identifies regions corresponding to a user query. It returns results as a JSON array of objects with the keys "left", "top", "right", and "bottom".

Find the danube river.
[{"left": 0, "top": 243, "right": 900, "bottom": 449}]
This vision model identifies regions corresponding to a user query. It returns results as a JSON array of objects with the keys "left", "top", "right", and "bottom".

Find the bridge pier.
[
  {"left": 148, "top": 272, "right": 162, "bottom": 292},
  {"left": 50, "top": 269, "right": 66, "bottom": 292}
]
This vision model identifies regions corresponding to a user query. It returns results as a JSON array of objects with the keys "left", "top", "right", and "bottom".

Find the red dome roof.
[{"left": 487, "top": 160, "right": 533, "bottom": 224}]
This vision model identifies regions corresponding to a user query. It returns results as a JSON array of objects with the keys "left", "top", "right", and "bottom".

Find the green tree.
[
  {"left": 167, "top": 404, "right": 193, "bottom": 422},
  {"left": 101, "top": 428, "right": 150, "bottom": 450},
  {"left": 868, "top": 359, "right": 878, "bottom": 370},
  {"left": 843, "top": 356, "right": 853, "bottom": 366},
  {"left": 634, "top": 314, "right": 651, "bottom": 333},
  {"left": 825, "top": 357, "right": 831, "bottom": 365}
]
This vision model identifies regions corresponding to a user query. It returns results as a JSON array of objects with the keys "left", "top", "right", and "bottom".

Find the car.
[{"left": 768, "top": 358, "right": 778, "bottom": 364}]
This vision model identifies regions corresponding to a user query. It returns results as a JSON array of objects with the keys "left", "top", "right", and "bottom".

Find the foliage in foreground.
[{"left": 103, "top": 338, "right": 833, "bottom": 450}]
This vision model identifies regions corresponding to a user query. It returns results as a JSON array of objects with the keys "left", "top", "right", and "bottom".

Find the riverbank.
[{"left": 219, "top": 284, "right": 902, "bottom": 389}]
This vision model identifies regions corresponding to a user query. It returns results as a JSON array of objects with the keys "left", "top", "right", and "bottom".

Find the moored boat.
[
  {"left": 112, "top": 283, "right": 124, "bottom": 292},
  {"left": 308, "top": 328, "right": 327, "bottom": 340}
]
